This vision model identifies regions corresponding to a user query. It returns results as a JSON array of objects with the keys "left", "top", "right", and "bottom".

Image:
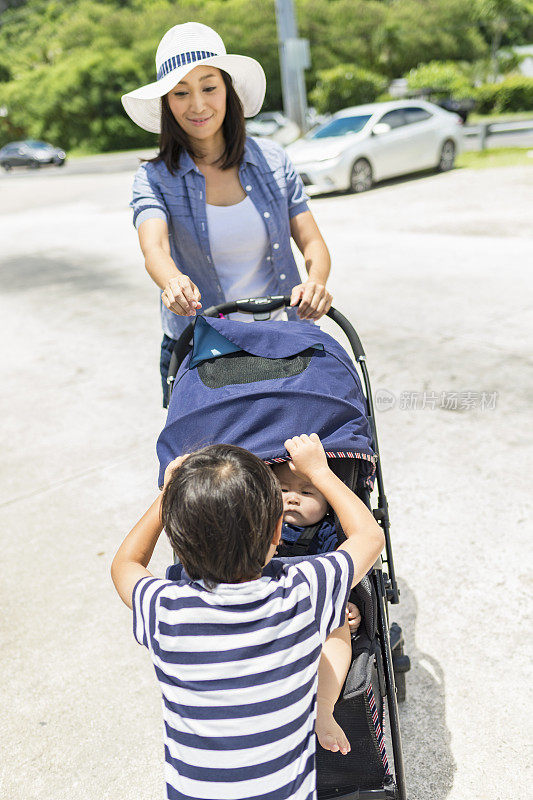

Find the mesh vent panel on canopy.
[{"left": 197, "top": 349, "right": 315, "bottom": 388}]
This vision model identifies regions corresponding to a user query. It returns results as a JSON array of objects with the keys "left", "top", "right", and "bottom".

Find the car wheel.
[
  {"left": 437, "top": 139, "right": 455, "bottom": 172},
  {"left": 56, "top": 159, "right": 66, "bottom": 167},
  {"left": 349, "top": 158, "right": 373, "bottom": 193},
  {"left": 2, "top": 163, "right": 12, "bottom": 172},
  {"left": 28, "top": 161, "right": 40, "bottom": 169}
]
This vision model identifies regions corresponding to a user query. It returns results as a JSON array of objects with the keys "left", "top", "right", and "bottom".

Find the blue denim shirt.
[{"left": 131, "top": 136, "right": 310, "bottom": 339}]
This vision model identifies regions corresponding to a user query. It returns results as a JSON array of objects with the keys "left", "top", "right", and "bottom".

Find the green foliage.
[
  {"left": 474, "top": 76, "right": 533, "bottom": 113},
  {"left": 474, "top": 0, "right": 533, "bottom": 47},
  {"left": 405, "top": 61, "right": 475, "bottom": 99},
  {"left": 473, "top": 0, "right": 533, "bottom": 80},
  {"left": 309, "top": 64, "right": 387, "bottom": 113},
  {"left": 0, "top": 0, "right": 532, "bottom": 151},
  {"left": 0, "top": 62, "right": 11, "bottom": 82},
  {"left": 372, "top": 0, "right": 487, "bottom": 77},
  {"left": 0, "top": 45, "right": 156, "bottom": 150},
  {"left": 0, "top": 0, "right": 281, "bottom": 150}
]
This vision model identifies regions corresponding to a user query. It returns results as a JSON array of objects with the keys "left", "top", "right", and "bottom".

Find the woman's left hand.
[{"left": 290, "top": 281, "right": 333, "bottom": 320}]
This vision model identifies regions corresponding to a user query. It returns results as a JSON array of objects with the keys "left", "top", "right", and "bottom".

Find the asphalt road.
[
  {"left": 0, "top": 124, "right": 532, "bottom": 181},
  {"left": 1, "top": 160, "right": 531, "bottom": 800}
]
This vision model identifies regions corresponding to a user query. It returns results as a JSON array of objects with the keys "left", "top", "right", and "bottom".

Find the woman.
[{"left": 122, "top": 22, "right": 332, "bottom": 405}]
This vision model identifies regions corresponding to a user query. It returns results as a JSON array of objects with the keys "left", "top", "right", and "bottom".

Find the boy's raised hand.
[
  {"left": 285, "top": 434, "right": 384, "bottom": 589},
  {"left": 163, "top": 454, "right": 190, "bottom": 488},
  {"left": 284, "top": 434, "right": 329, "bottom": 483}
]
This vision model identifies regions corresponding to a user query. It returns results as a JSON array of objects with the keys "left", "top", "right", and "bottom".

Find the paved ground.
[{"left": 1, "top": 160, "right": 531, "bottom": 800}]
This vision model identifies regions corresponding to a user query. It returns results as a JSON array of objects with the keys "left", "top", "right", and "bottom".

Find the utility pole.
[{"left": 274, "top": 0, "right": 310, "bottom": 134}]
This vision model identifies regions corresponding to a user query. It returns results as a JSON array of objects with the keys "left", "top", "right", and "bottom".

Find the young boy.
[
  {"left": 273, "top": 460, "right": 363, "bottom": 755},
  {"left": 111, "top": 434, "right": 384, "bottom": 800}
]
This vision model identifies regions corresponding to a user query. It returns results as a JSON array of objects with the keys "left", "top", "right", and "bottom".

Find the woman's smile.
[{"left": 187, "top": 115, "right": 214, "bottom": 126}]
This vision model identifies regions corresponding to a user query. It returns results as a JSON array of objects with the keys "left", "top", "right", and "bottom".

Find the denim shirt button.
[
  {"left": 280, "top": 273, "right": 286, "bottom": 280},
  {"left": 245, "top": 185, "right": 252, "bottom": 192},
  {"left": 263, "top": 211, "right": 270, "bottom": 218},
  {"left": 273, "top": 242, "right": 280, "bottom": 249}
]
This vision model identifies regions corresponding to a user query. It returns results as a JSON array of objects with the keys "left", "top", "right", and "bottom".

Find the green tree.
[
  {"left": 405, "top": 61, "right": 474, "bottom": 99},
  {"left": 377, "top": 0, "right": 488, "bottom": 77},
  {"left": 474, "top": 0, "right": 533, "bottom": 80},
  {"left": 310, "top": 63, "right": 387, "bottom": 113}
]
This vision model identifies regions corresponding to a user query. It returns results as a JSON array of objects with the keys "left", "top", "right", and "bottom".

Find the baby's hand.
[
  {"left": 283, "top": 433, "right": 329, "bottom": 482},
  {"left": 346, "top": 602, "right": 361, "bottom": 635},
  {"left": 163, "top": 454, "right": 190, "bottom": 488}
]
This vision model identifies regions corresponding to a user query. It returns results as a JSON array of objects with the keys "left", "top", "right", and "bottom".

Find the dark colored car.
[
  {"left": 406, "top": 90, "right": 475, "bottom": 123},
  {"left": 0, "top": 140, "right": 66, "bottom": 171},
  {"left": 435, "top": 96, "right": 476, "bottom": 123}
]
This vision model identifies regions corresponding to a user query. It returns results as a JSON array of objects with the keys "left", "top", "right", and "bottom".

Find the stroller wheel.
[
  {"left": 395, "top": 668, "right": 406, "bottom": 703},
  {"left": 392, "top": 643, "right": 410, "bottom": 703}
]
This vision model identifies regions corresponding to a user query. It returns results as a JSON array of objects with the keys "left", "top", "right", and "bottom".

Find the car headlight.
[
  {"left": 317, "top": 152, "right": 343, "bottom": 162},
  {"left": 314, "top": 154, "right": 343, "bottom": 167}
]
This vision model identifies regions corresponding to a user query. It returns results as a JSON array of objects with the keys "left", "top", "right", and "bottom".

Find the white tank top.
[{"left": 206, "top": 196, "right": 286, "bottom": 321}]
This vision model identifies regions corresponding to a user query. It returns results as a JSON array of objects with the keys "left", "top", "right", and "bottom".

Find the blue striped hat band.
[{"left": 157, "top": 50, "right": 218, "bottom": 81}]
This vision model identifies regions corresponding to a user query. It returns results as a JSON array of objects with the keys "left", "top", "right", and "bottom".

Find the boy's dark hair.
[
  {"left": 148, "top": 70, "right": 246, "bottom": 174},
  {"left": 161, "top": 444, "right": 283, "bottom": 587}
]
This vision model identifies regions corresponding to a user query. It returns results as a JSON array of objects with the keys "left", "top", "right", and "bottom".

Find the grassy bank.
[
  {"left": 457, "top": 146, "right": 533, "bottom": 169},
  {"left": 468, "top": 111, "right": 533, "bottom": 125}
]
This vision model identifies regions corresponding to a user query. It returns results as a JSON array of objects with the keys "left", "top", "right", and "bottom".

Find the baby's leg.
[{"left": 316, "top": 616, "right": 352, "bottom": 754}]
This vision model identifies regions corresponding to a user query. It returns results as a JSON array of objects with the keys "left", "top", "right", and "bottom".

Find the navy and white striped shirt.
[{"left": 133, "top": 551, "right": 354, "bottom": 800}]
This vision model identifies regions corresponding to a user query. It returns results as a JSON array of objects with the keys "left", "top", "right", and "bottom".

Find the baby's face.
[{"left": 274, "top": 462, "right": 328, "bottom": 527}]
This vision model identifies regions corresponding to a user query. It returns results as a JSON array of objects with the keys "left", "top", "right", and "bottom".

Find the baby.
[{"left": 273, "top": 461, "right": 361, "bottom": 754}]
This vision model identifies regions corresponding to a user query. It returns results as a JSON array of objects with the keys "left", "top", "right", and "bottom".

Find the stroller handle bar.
[
  {"left": 203, "top": 295, "right": 366, "bottom": 359},
  {"left": 204, "top": 295, "right": 292, "bottom": 316}
]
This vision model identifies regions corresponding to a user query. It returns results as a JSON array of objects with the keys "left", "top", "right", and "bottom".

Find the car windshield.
[{"left": 307, "top": 115, "right": 372, "bottom": 139}]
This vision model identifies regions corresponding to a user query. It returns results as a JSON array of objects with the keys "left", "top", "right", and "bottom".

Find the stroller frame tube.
[{"left": 166, "top": 295, "right": 407, "bottom": 800}]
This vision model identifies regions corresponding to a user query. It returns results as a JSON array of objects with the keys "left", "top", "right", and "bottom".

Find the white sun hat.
[{"left": 121, "top": 22, "right": 266, "bottom": 133}]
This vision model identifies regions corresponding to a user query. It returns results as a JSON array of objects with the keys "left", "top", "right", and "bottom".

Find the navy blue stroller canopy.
[{"left": 157, "top": 317, "right": 376, "bottom": 487}]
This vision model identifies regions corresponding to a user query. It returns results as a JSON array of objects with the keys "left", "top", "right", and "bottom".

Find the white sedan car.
[{"left": 286, "top": 100, "right": 463, "bottom": 195}]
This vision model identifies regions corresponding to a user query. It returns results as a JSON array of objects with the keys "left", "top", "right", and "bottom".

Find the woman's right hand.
[{"left": 161, "top": 275, "right": 202, "bottom": 316}]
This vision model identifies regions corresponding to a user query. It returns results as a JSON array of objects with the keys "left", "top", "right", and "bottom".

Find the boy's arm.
[
  {"left": 111, "top": 454, "right": 189, "bottom": 609},
  {"left": 110, "top": 495, "right": 163, "bottom": 610},
  {"left": 284, "top": 435, "right": 384, "bottom": 587}
]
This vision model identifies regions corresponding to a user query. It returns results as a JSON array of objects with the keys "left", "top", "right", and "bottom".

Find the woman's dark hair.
[
  {"left": 148, "top": 70, "right": 246, "bottom": 174},
  {"left": 161, "top": 444, "right": 283, "bottom": 587}
]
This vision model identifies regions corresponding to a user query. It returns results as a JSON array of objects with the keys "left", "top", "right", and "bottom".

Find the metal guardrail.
[{"left": 463, "top": 118, "right": 533, "bottom": 150}]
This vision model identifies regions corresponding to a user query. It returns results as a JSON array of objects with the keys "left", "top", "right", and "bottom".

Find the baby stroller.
[{"left": 158, "top": 296, "right": 410, "bottom": 800}]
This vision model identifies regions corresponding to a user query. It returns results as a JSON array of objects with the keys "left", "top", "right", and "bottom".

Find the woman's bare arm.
[
  {"left": 138, "top": 218, "right": 202, "bottom": 316},
  {"left": 289, "top": 210, "right": 332, "bottom": 320}
]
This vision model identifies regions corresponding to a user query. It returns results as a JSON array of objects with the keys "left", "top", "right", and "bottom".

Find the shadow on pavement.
[
  {"left": 0, "top": 253, "right": 131, "bottom": 294},
  {"left": 394, "top": 579, "right": 456, "bottom": 800},
  {"left": 309, "top": 167, "right": 456, "bottom": 201}
]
